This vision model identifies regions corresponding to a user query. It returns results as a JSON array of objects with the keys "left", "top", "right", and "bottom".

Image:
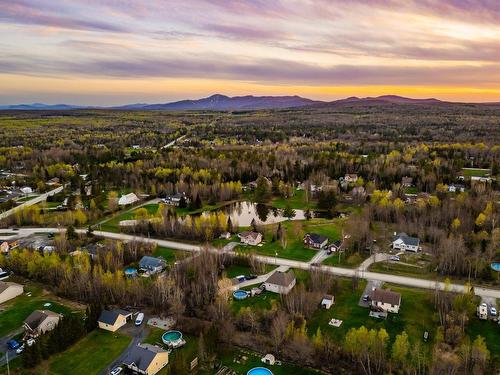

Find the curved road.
[{"left": 1, "top": 227, "right": 499, "bottom": 300}]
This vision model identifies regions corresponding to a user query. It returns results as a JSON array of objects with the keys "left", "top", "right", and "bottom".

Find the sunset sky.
[{"left": 1, "top": 0, "right": 500, "bottom": 105}]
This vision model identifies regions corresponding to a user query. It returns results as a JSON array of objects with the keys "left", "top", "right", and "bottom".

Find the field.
[
  {"left": 0, "top": 284, "right": 76, "bottom": 337},
  {"left": 270, "top": 190, "right": 317, "bottom": 210},
  {"left": 153, "top": 246, "right": 190, "bottom": 264},
  {"left": 235, "top": 218, "right": 342, "bottom": 262},
  {"left": 44, "top": 330, "right": 131, "bottom": 375},
  {"left": 461, "top": 168, "right": 492, "bottom": 177},
  {"left": 98, "top": 203, "right": 159, "bottom": 232}
]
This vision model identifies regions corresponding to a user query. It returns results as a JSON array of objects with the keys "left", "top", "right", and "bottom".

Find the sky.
[{"left": 1, "top": 0, "right": 500, "bottom": 105}]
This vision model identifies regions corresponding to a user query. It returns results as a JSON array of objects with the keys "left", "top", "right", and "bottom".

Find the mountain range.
[{"left": 0, "top": 94, "right": 497, "bottom": 111}]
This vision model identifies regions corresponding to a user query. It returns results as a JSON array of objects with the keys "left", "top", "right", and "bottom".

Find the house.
[
  {"left": 123, "top": 343, "right": 169, "bottom": 375},
  {"left": 23, "top": 310, "right": 62, "bottom": 337},
  {"left": 98, "top": 309, "right": 132, "bottom": 332},
  {"left": 20, "top": 186, "right": 33, "bottom": 194},
  {"left": 303, "top": 233, "right": 328, "bottom": 249},
  {"left": 162, "top": 192, "right": 188, "bottom": 206},
  {"left": 392, "top": 232, "right": 420, "bottom": 252},
  {"left": 46, "top": 177, "right": 60, "bottom": 186},
  {"left": 327, "top": 240, "right": 342, "bottom": 253},
  {"left": 321, "top": 295, "right": 335, "bottom": 309},
  {"left": 238, "top": 231, "right": 263, "bottom": 246},
  {"left": 344, "top": 174, "right": 358, "bottom": 183},
  {"left": 263, "top": 270, "right": 296, "bottom": 294},
  {"left": 0, "top": 281, "right": 24, "bottom": 304},
  {"left": 370, "top": 288, "right": 401, "bottom": 313},
  {"left": 261, "top": 354, "right": 276, "bottom": 365},
  {"left": 118, "top": 192, "right": 139, "bottom": 206},
  {"left": 477, "top": 303, "right": 488, "bottom": 320},
  {"left": 219, "top": 232, "right": 231, "bottom": 239},
  {"left": 448, "top": 184, "right": 465, "bottom": 193},
  {"left": 0, "top": 241, "right": 9, "bottom": 254},
  {"left": 139, "top": 256, "right": 166, "bottom": 274},
  {"left": 401, "top": 176, "right": 413, "bottom": 187},
  {"left": 119, "top": 219, "right": 139, "bottom": 227}
]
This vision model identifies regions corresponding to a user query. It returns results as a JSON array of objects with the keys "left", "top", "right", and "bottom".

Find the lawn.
[
  {"left": 461, "top": 168, "right": 491, "bottom": 177},
  {"left": 322, "top": 252, "right": 368, "bottom": 268},
  {"left": 153, "top": 246, "right": 189, "bottom": 264},
  {"left": 271, "top": 190, "right": 317, "bottom": 210},
  {"left": 47, "top": 330, "right": 131, "bottom": 375},
  {"left": 98, "top": 203, "right": 159, "bottom": 232},
  {"left": 235, "top": 219, "right": 342, "bottom": 262},
  {"left": 230, "top": 290, "right": 281, "bottom": 314},
  {"left": 466, "top": 319, "right": 500, "bottom": 362},
  {"left": 0, "top": 284, "right": 75, "bottom": 337},
  {"left": 308, "top": 280, "right": 437, "bottom": 352},
  {"left": 369, "top": 261, "right": 435, "bottom": 279}
]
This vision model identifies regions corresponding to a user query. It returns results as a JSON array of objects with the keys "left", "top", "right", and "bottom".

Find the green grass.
[
  {"left": 47, "top": 330, "right": 131, "bottom": 375},
  {"left": 235, "top": 219, "right": 342, "bottom": 262},
  {"left": 198, "top": 348, "right": 322, "bottom": 375},
  {"left": 461, "top": 168, "right": 491, "bottom": 177},
  {"left": 322, "top": 252, "right": 367, "bottom": 268},
  {"left": 99, "top": 203, "right": 159, "bottom": 232},
  {"left": 308, "top": 281, "right": 437, "bottom": 353},
  {"left": 466, "top": 319, "right": 500, "bottom": 362},
  {"left": 369, "top": 261, "right": 435, "bottom": 279},
  {"left": 153, "top": 247, "right": 189, "bottom": 264},
  {"left": 224, "top": 265, "right": 252, "bottom": 278},
  {"left": 271, "top": 190, "right": 317, "bottom": 210},
  {"left": 230, "top": 290, "right": 281, "bottom": 314},
  {"left": 0, "top": 285, "right": 74, "bottom": 337}
]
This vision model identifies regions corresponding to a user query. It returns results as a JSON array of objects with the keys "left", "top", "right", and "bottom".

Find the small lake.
[{"left": 200, "top": 201, "right": 316, "bottom": 227}]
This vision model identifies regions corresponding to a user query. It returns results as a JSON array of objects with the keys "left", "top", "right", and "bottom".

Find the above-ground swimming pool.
[
  {"left": 162, "top": 330, "right": 185, "bottom": 348},
  {"left": 247, "top": 368, "right": 273, "bottom": 375},
  {"left": 124, "top": 268, "right": 138, "bottom": 277},
  {"left": 491, "top": 263, "right": 500, "bottom": 271},
  {"left": 233, "top": 290, "right": 249, "bottom": 300}
]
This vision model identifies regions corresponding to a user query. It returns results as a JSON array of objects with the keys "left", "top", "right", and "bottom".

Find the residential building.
[
  {"left": 392, "top": 232, "right": 420, "bottom": 252},
  {"left": 303, "top": 233, "right": 328, "bottom": 249},
  {"left": 24, "top": 310, "right": 62, "bottom": 337},
  {"left": 370, "top": 288, "right": 401, "bottom": 313},
  {"left": 448, "top": 184, "right": 465, "bottom": 193},
  {"left": 0, "top": 281, "right": 23, "bottom": 304},
  {"left": 238, "top": 231, "right": 263, "bottom": 246},
  {"left": 139, "top": 256, "right": 166, "bottom": 274},
  {"left": 46, "top": 177, "right": 60, "bottom": 186},
  {"left": 326, "top": 240, "right": 342, "bottom": 253},
  {"left": 98, "top": 309, "right": 132, "bottom": 332},
  {"left": 20, "top": 186, "right": 33, "bottom": 194},
  {"left": 118, "top": 192, "right": 139, "bottom": 206},
  {"left": 263, "top": 270, "right": 296, "bottom": 294},
  {"left": 162, "top": 192, "right": 188, "bottom": 206},
  {"left": 0, "top": 241, "right": 9, "bottom": 254},
  {"left": 344, "top": 174, "right": 358, "bottom": 183},
  {"left": 123, "top": 343, "right": 169, "bottom": 375},
  {"left": 401, "top": 176, "right": 413, "bottom": 187}
]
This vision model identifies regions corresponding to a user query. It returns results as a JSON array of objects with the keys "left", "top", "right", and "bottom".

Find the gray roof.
[
  {"left": 0, "top": 281, "right": 20, "bottom": 294},
  {"left": 371, "top": 288, "right": 401, "bottom": 306},
  {"left": 266, "top": 270, "right": 296, "bottom": 287},
  {"left": 124, "top": 344, "right": 167, "bottom": 372},
  {"left": 24, "top": 310, "right": 60, "bottom": 330},
  {"left": 139, "top": 256, "right": 166, "bottom": 269},
  {"left": 393, "top": 232, "right": 419, "bottom": 246},
  {"left": 305, "top": 233, "right": 328, "bottom": 244}
]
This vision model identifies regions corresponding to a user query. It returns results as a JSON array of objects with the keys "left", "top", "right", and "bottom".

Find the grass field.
[
  {"left": 461, "top": 168, "right": 491, "bottom": 177},
  {"left": 153, "top": 246, "right": 189, "bottom": 264},
  {"left": 322, "top": 252, "right": 368, "bottom": 268},
  {"left": 46, "top": 330, "right": 131, "bottom": 375},
  {"left": 308, "top": 281, "right": 437, "bottom": 353},
  {"left": 271, "top": 190, "right": 317, "bottom": 210},
  {"left": 466, "top": 319, "right": 500, "bottom": 362},
  {"left": 230, "top": 290, "right": 281, "bottom": 314},
  {"left": 99, "top": 203, "right": 159, "bottom": 232},
  {"left": 0, "top": 284, "right": 75, "bottom": 337},
  {"left": 235, "top": 218, "right": 342, "bottom": 262}
]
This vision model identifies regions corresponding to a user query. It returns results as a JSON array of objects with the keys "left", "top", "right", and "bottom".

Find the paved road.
[
  {"left": 357, "top": 253, "right": 391, "bottom": 271},
  {"left": 3, "top": 227, "right": 500, "bottom": 300},
  {"left": 161, "top": 134, "right": 187, "bottom": 149},
  {"left": 0, "top": 186, "right": 64, "bottom": 221},
  {"left": 0, "top": 328, "right": 24, "bottom": 367}
]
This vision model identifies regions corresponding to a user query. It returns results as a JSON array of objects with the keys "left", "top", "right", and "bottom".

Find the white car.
[
  {"left": 110, "top": 367, "right": 123, "bottom": 375},
  {"left": 135, "top": 312, "right": 144, "bottom": 326},
  {"left": 16, "top": 345, "right": 25, "bottom": 354},
  {"left": 26, "top": 338, "right": 35, "bottom": 347},
  {"left": 490, "top": 306, "right": 497, "bottom": 316},
  {"left": 389, "top": 256, "right": 400, "bottom": 261}
]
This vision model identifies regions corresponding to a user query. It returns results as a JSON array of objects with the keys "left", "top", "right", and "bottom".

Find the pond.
[{"left": 201, "top": 201, "right": 314, "bottom": 227}]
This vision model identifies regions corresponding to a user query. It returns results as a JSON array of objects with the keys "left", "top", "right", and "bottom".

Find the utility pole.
[{"left": 6, "top": 351, "right": 10, "bottom": 375}]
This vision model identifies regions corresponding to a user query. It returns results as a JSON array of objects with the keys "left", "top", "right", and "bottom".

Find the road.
[
  {"left": 0, "top": 328, "right": 24, "bottom": 367},
  {"left": 0, "top": 186, "right": 64, "bottom": 221},
  {"left": 2, "top": 227, "right": 500, "bottom": 300},
  {"left": 161, "top": 134, "right": 186, "bottom": 149}
]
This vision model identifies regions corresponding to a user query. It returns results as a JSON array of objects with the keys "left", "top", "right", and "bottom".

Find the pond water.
[{"left": 203, "top": 201, "right": 310, "bottom": 227}]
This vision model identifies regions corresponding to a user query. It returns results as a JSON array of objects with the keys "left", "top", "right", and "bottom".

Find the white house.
[
  {"left": 392, "top": 232, "right": 420, "bottom": 252},
  {"left": 118, "top": 192, "right": 139, "bottom": 206},
  {"left": 24, "top": 310, "right": 62, "bottom": 337},
  {"left": 448, "top": 184, "right": 465, "bottom": 193},
  {"left": 370, "top": 288, "right": 401, "bottom": 314},
  {"left": 20, "top": 186, "right": 33, "bottom": 195},
  {"left": 238, "top": 231, "right": 262, "bottom": 246},
  {"left": 0, "top": 281, "right": 24, "bottom": 304},
  {"left": 263, "top": 270, "right": 296, "bottom": 295}
]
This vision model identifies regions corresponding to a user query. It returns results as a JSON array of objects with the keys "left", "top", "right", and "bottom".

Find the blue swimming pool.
[
  {"left": 162, "top": 330, "right": 184, "bottom": 348},
  {"left": 247, "top": 368, "right": 273, "bottom": 375},
  {"left": 233, "top": 290, "right": 249, "bottom": 300},
  {"left": 491, "top": 263, "right": 500, "bottom": 271}
]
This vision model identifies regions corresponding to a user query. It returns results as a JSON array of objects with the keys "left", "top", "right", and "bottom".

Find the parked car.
[
  {"left": 389, "top": 256, "right": 400, "bottom": 261},
  {"left": 362, "top": 294, "right": 370, "bottom": 302},
  {"left": 26, "top": 338, "right": 35, "bottom": 347},
  {"left": 246, "top": 275, "right": 258, "bottom": 280},
  {"left": 7, "top": 339, "right": 20, "bottom": 350},
  {"left": 490, "top": 306, "right": 497, "bottom": 316},
  {"left": 16, "top": 345, "right": 25, "bottom": 354},
  {"left": 110, "top": 367, "right": 123, "bottom": 375},
  {"left": 135, "top": 312, "right": 144, "bottom": 326}
]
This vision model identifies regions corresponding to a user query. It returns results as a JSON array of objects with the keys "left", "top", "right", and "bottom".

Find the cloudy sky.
[{"left": 1, "top": 0, "right": 500, "bottom": 105}]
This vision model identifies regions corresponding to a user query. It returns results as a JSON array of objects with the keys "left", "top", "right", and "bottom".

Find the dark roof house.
[{"left": 139, "top": 256, "right": 166, "bottom": 273}]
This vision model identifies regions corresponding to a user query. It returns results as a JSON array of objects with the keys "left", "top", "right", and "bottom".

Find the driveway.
[
  {"left": 0, "top": 328, "right": 24, "bottom": 367},
  {"left": 99, "top": 321, "right": 148, "bottom": 375},
  {"left": 358, "top": 280, "right": 383, "bottom": 308},
  {"left": 358, "top": 253, "right": 391, "bottom": 271}
]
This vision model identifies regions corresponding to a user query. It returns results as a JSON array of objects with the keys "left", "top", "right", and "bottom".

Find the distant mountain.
[
  {"left": 115, "top": 94, "right": 320, "bottom": 110},
  {"left": 1, "top": 94, "right": 497, "bottom": 111},
  {"left": 0, "top": 103, "right": 86, "bottom": 110}
]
